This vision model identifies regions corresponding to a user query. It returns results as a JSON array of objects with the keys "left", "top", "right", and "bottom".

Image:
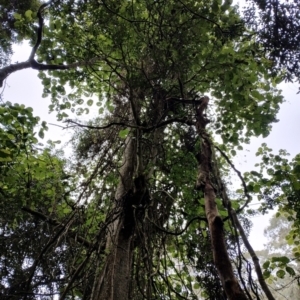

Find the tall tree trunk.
[
  {"left": 91, "top": 87, "right": 166, "bottom": 299},
  {"left": 91, "top": 133, "right": 137, "bottom": 300},
  {"left": 195, "top": 97, "right": 248, "bottom": 300}
]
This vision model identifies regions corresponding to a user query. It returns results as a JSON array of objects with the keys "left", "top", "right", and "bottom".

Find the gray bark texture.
[{"left": 91, "top": 134, "right": 136, "bottom": 300}]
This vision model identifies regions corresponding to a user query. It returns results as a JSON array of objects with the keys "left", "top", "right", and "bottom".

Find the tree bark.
[
  {"left": 195, "top": 97, "right": 248, "bottom": 300},
  {"left": 90, "top": 82, "right": 172, "bottom": 299},
  {"left": 91, "top": 133, "right": 137, "bottom": 300},
  {"left": 230, "top": 210, "right": 275, "bottom": 300}
]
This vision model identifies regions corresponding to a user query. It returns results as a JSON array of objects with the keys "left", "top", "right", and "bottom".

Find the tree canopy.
[
  {"left": 0, "top": 0, "right": 41, "bottom": 65},
  {"left": 0, "top": 0, "right": 299, "bottom": 299}
]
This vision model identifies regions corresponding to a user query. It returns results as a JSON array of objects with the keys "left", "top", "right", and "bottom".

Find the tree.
[
  {"left": 0, "top": 0, "right": 298, "bottom": 299},
  {"left": 243, "top": 0, "right": 300, "bottom": 83},
  {"left": 0, "top": 102, "right": 82, "bottom": 298},
  {"left": 254, "top": 214, "right": 300, "bottom": 299},
  {"left": 0, "top": 0, "right": 41, "bottom": 66},
  {"left": 243, "top": 144, "right": 300, "bottom": 296}
]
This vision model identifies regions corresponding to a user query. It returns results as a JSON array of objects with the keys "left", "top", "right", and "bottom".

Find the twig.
[
  {"left": 65, "top": 117, "right": 194, "bottom": 133},
  {"left": 48, "top": 123, "right": 67, "bottom": 129},
  {"left": 214, "top": 145, "right": 252, "bottom": 213},
  {"left": 29, "top": 1, "right": 52, "bottom": 61},
  {"left": 230, "top": 210, "right": 275, "bottom": 300},
  {"left": 147, "top": 215, "right": 207, "bottom": 236},
  {"left": 22, "top": 206, "right": 91, "bottom": 248}
]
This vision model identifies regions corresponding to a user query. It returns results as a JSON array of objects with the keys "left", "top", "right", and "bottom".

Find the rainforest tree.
[
  {"left": 0, "top": 0, "right": 299, "bottom": 299},
  {"left": 0, "top": 0, "right": 41, "bottom": 65},
  {"left": 243, "top": 0, "right": 300, "bottom": 83}
]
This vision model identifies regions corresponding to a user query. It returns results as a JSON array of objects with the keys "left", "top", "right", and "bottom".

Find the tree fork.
[
  {"left": 0, "top": 1, "right": 99, "bottom": 88},
  {"left": 195, "top": 96, "right": 248, "bottom": 300}
]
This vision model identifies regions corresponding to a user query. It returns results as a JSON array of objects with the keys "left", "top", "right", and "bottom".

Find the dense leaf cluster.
[{"left": 244, "top": 0, "right": 300, "bottom": 82}]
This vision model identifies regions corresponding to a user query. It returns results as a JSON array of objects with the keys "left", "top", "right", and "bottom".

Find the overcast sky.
[
  {"left": 2, "top": 39, "right": 300, "bottom": 251},
  {"left": 236, "top": 81, "right": 300, "bottom": 249}
]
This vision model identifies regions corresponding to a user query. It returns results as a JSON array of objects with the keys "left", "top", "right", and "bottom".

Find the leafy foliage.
[
  {"left": 244, "top": 0, "right": 300, "bottom": 82},
  {"left": 0, "top": 102, "right": 44, "bottom": 162},
  {"left": 0, "top": 0, "right": 299, "bottom": 299},
  {"left": 0, "top": 0, "right": 40, "bottom": 64},
  {"left": 256, "top": 214, "right": 300, "bottom": 299}
]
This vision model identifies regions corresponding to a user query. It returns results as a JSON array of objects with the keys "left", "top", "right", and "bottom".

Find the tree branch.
[
  {"left": 29, "top": 1, "right": 52, "bottom": 61},
  {"left": 214, "top": 145, "right": 252, "bottom": 213},
  {"left": 0, "top": 61, "right": 31, "bottom": 87},
  {"left": 211, "top": 146, "right": 275, "bottom": 299},
  {"left": 230, "top": 210, "right": 275, "bottom": 300},
  {"left": 147, "top": 215, "right": 207, "bottom": 236},
  {"left": 22, "top": 206, "right": 91, "bottom": 248},
  {"left": 65, "top": 117, "right": 194, "bottom": 132},
  {"left": 0, "top": 1, "right": 99, "bottom": 87}
]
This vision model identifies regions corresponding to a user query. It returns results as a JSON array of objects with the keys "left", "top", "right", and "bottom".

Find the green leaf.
[
  {"left": 13, "top": 13, "right": 22, "bottom": 20},
  {"left": 263, "top": 261, "right": 270, "bottom": 269},
  {"left": 63, "top": 207, "right": 71, "bottom": 214},
  {"left": 0, "top": 156, "right": 12, "bottom": 162},
  {"left": 250, "top": 171, "right": 261, "bottom": 177},
  {"left": 251, "top": 90, "right": 263, "bottom": 100},
  {"left": 285, "top": 266, "right": 296, "bottom": 276},
  {"left": 253, "top": 184, "right": 260, "bottom": 193},
  {"left": 263, "top": 270, "right": 271, "bottom": 279},
  {"left": 119, "top": 128, "right": 129, "bottom": 139},
  {"left": 212, "top": 0, "right": 220, "bottom": 12},
  {"left": 231, "top": 201, "right": 239, "bottom": 209},
  {"left": 38, "top": 129, "right": 45, "bottom": 139},
  {"left": 25, "top": 10, "right": 32, "bottom": 19},
  {"left": 247, "top": 182, "right": 255, "bottom": 192},
  {"left": 0, "top": 149, "right": 12, "bottom": 158},
  {"left": 87, "top": 99, "right": 94, "bottom": 106},
  {"left": 276, "top": 270, "right": 285, "bottom": 279},
  {"left": 271, "top": 256, "right": 290, "bottom": 264}
]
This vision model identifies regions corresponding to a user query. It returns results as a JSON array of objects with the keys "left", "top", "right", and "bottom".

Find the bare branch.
[
  {"left": 147, "top": 215, "right": 207, "bottom": 236},
  {"left": 65, "top": 119, "right": 145, "bottom": 130},
  {"left": 214, "top": 145, "right": 252, "bottom": 213},
  {"left": 65, "top": 117, "right": 194, "bottom": 132},
  {"left": 0, "top": 61, "right": 31, "bottom": 87},
  {"left": 29, "top": 1, "right": 52, "bottom": 61},
  {"left": 230, "top": 210, "right": 275, "bottom": 300},
  {"left": 22, "top": 206, "right": 91, "bottom": 248},
  {"left": 23, "top": 211, "right": 77, "bottom": 299}
]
